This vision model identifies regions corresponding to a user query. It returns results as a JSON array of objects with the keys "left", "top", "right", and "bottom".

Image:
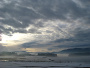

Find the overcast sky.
[{"left": 0, "top": 0, "right": 90, "bottom": 55}]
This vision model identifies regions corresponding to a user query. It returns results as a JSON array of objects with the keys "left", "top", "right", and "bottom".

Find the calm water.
[{"left": 0, "top": 61, "right": 89, "bottom": 68}]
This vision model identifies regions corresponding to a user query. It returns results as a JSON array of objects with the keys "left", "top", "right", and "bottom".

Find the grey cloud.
[
  {"left": 21, "top": 41, "right": 52, "bottom": 48},
  {"left": 0, "top": 44, "right": 7, "bottom": 52},
  {"left": 55, "top": 43, "right": 90, "bottom": 49},
  {"left": 21, "top": 42, "right": 36, "bottom": 48},
  {"left": 46, "top": 30, "right": 54, "bottom": 33},
  {"left": 0, "top": 0, "right": 90, "bottom": 35},
  {"left": 0, "top": 26, "right": 4, "bottom": 32},
  {"left": 34, "top": 21, "right": 45, "bottom": 28},
  {"left": 52, "top": 29, "right": 90, "bottom": 48},
  {"left": 0, "top": 1, "right": 42, "bottom": 28},
  {"left": 28, "top": 28, "right": 41, "bottom": 34},
  {"left": 0, "top": 0, "right": 90, "bottom": 52},
  {"left": 74, "top": 29, "right": 90, "bottom": 41},
  {"left": 53, "top": 38, "right": 74, "bottom": 43},
  {"left": 0, "top": 25, "right": 13, "bottom": 35},
  {"left": 79, "top": 0, "right": 90, "bottom": 7},
  {"left": 14, "top": 29, "right": 27, "bottom": 33},
  {"left": 49, "top": 26, "right": 90, "bottom": 49},
  {"left": 0, "top": 25, "right": 27, "bottom": 35}
]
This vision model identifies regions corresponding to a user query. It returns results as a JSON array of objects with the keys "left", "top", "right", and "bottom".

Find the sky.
[{"left": 0, "top": 0, "right": 90, "bottom": 56}]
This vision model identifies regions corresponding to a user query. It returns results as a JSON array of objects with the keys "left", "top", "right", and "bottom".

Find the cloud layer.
[{"left": 0, "top": 0, "right": 90, "bottom": 53}]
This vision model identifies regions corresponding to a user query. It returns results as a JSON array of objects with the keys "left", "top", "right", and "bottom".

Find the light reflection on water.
[
  {"left": 0, "top": 61, "right": 89, "bottom": 68},
  {"left": 23, "top": 67, "right": 72, "bottom": 68},
  {"left": 19, "top": 65, "right": 73, "bottom": 68}
]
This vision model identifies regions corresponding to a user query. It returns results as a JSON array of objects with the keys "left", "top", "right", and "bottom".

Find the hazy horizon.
[{"left": 0, "top": 0, "right": 90, "bottom": 62}]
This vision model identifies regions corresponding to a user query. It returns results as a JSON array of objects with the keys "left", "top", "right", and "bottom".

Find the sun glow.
[
  {"left": 1, "top": 34, "right": 17, "bottom": 41},
  {"left": 0, "top": 33, "right": 35, "bottom": 46},
  {"left": 22, "top": 48, "right": 49, "bottom": 52},
  {"left": 0, "top": 33, "right": 21, "bottom": 46}
]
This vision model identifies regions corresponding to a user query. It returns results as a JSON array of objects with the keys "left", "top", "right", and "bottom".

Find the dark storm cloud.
[
  {"left": 51, "top": 27, "right": 90, "bottom": 48},
  {"left": 26, "top": 0, "right": 90, "bottom": 22},
  {"left": 21, "top": 41, "right": 52, "bottom": 48},
  {"left": 21, "top": 42, "right": 37, "bottom": 48},
  {"left": 79, "top": 0, "right": 90, "bottom": 6},
  {"left": 74, "top": 29, "right": 90, "bottom": 41},
  {"left": 56, "top": 43, "right": 90, "bottom": 49},
  {"left": 52, "top": 36, "right": 90, "bottom": 49},
  {"left": 0, "top": 0, "right": 90, "bottom": 34},
  {"left": 0, "top": 0, "right": 43, "bottom": 32}
]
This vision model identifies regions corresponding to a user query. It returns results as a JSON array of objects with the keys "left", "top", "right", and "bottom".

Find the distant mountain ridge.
[
  {"left": 69, "top": 52, "right": 90, "bottom": 56},
  {"left": 60, "top": 48, "right": 90, "bottom": 54}
]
